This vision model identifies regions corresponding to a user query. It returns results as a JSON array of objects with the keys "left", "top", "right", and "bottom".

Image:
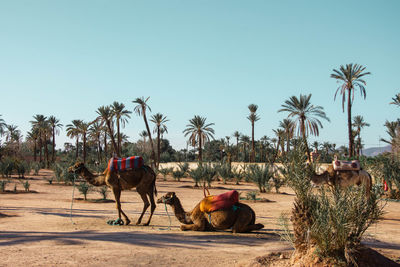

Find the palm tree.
[
  {"left": 30, "top": 115, "right": 48, "bottom": 164},
  {"left": 390, "top": 93, "right": 400, "bottom": 107},
  {"left": 0, "top": 115, "right": 6, "bottom": 138},
  {"left": 26, "top": 128, "right": 39, "bottom": 161},
  {"left": 278, "top": 94, "right": 330, "bottom": 161},
  {"left": 232, "top": 131, "right": 241, "bottom": 161},
  {"left": 133, "top": 97, "right": 156, "bottom": 168},
  {"left": 381, "top": 120, "right": 400, "bottom": 154},
  {"left": 272, "top": 128, "right": 285, "bottom": 161},
  {"left": 139, "top": 130, "right": 148, "bottom": 153},
  {"left": 352, "top": 115, "right": 370, "bottom": 157},
  {"left": 279, "top": 118, "right": 294, "bottom": 153},
  {"left": 66, "top": 120, "right": 82, "bottom": 160},
  {"left": 331, "top": 63, "right": 371, "bottom": 157},
  {"left": 150, "top": 113, "right": 169, "bottom": 169},
  {"left": 89, "top": 121, "right": 103, "bottom": 162},
  {"left": 48, "top": 116, "right": 62, "bottom": 163},
  {"left": 96, "top": 106, "right": 119, "bottom": 157},
  {"left": 240, "top": 135, "right": 251, "bottom": 162},
  {"left": 111, "top": 102, "right": 132, "bottom": 155},
  {"left": 247, "top": 104, "right": 260, "bottom": 162},
  {"left": 78, "top": 121, "right": 91, "bottom": 163},
  {"left": 183, "top": 115, "right": 215, "bottom": 162}
]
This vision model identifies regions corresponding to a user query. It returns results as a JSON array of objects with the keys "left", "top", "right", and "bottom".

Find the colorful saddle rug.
[
  {"left": 107, "top": 156, "right": 144, "bottom": 172},
  {"left": 332, "top": 159, "right": 360, "bottom": 171},
  {"left": 200, "top": 190, "right": 239, "bottom": 213}
]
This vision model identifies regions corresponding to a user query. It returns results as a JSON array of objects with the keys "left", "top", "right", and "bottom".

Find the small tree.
[
  {"left": 78, "top": 182, "right": 92, "bottom": 200},
  {"left": 248, "top": 164, "right": 273, "bottom": 193},
  {"left": 98, "top": 186, "right": 108, "bottom": 200},
  {"left": 158, "top": 167, "right": 171, "bottom": 181},
  {"left": 188, "top": 163, "right": 204, "bottom": 187},
  {"left": 172, "top": 170, "right": 185, "bottom": 182}
]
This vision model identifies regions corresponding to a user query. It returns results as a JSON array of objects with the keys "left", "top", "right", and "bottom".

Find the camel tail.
[{"left": 146, "top": 165, "right": 157, "bottom": 197}]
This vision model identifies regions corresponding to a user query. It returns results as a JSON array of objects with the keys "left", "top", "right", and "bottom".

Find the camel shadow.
[{"left": 0, "top": 230, "right": 283, "bottom": 249}]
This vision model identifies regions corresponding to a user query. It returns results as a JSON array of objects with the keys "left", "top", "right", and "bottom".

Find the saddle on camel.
[
  {"left": 200, "top": 189, "right": 240, "bottom": 214},
  {"left": 107, "top": 156, "right": 144, "bottom": 172}
]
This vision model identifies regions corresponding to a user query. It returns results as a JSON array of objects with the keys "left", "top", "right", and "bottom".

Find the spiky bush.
[
  {"left": 246, "top": 190, "right": 258, "bottom": 201},
  {"left": 202, "top": 163, "right": 216, "bottom": 188},
  {"left": 232, "top": 168, "right": 244, "bottom": 185},
  {"left": 78, "top": 182, "right": 92, "bottom": 200},
  {"left": 217, "top": 163, "right": 235, "bottom": 184},
  {"left": 177, "top": 162, "right": 190, "bottom": 175},
  {"left": 188, "top": 163, "right": 204, "bottom": 187},
  {"left": 98, "top": 186, "right": 108, "bottom": 200},
  {"left": 158, "top": 167, "right": 172, "bottom": 181},
  {"left": 0, "top": 180, "right": 7, "bottom": 192},
  {"left": 248, "top": 164, "right": 273, "bottom": 193},
  {"left": 281, "top": 145, "right": 385, "bottom": 265},
  {"left": 172, "top": 170, "right": 185, "bottom": 182},
  {"left": 32, "top": 162, "right": 40, "bottom": 176},
  {"left": 20, "top": 180, "right": 30, "bottom": 192},
  {"left": 52, "top": 163, "right": 64, "bottom": 183}
]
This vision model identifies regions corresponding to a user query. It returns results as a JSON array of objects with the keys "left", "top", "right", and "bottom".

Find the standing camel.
[{"left": 68, "top": 162, "right": 157, "bottom": 225}]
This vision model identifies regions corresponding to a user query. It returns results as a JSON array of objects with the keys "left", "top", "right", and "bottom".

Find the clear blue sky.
[{"left": 0, "top": 0, "right": 399, "bottom": 150}]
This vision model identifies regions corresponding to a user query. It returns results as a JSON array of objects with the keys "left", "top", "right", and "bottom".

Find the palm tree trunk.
[
  {"left": 236, "top": 138, "right": 239, "bottom": 161},
  {"left": 106, "top": 121, "right": 119, "bottom": 157},
  {"left": 83, "top": 133, "right": 87, "bottom": 163},
  {"left": 301, "top": 117, "right": 311, "bottom": 161},
  {"left": 97, "top": 134, "right": 101, "bottom": 162},
  {"left": 157, "top": 127, "right": 161, "bottom": 169},
  {"left": 347, "top": 89, "right": 353, "bottom": 158},
  {"left": 116, "top": 119, "right": 121, "bottom": 155},
  {"left": 251, "top": 122, "right": 255, "bottom": 162},
  {"left": 286, "top": 131, "right": 290, "bottom": 154},
  {"left": 52, "top": 127, "right": 56, "bottom": 162},
  {"left": 142, "top": 112, "right": 156, "bottom": 169},
  {"left": 44, "top": 134, "right": 49, "bottom": 168},
  {"left": 198, "top": 135, "right": 202, "bottom": 162},
  {"left": 33, "top": 139, "right": 37, "bottom": 162},
  {"left": 75, "top": 137, "right": 79, "bottom": 160},
  {"left": 103, "top": 133, "right": 108, "bottom": 159},
  {"left": 39, "top": 134, "right": 42, "bottom": 163}
]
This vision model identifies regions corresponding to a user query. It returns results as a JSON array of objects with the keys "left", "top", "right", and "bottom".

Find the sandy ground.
[{"left": 1, "top": 169, "right": 400, "bottom": 266}]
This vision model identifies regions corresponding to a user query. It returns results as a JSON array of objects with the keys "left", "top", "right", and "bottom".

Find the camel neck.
[
  {"left": 79, "top": 167, "right": 106, "bottom": 186},
  {"left": 171, "top": 198, "right": 190, "bottom": 224}
]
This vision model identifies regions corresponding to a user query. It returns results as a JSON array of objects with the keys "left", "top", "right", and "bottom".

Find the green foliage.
[
  {"left": 188, "top": 163, "right": 204, "bottom": 187},
  {"left": 78, "top": 182, "right": 92, "bottom": 200},
  {"left": 246, "top": 190, "right": 258, "bottom": 201},
  {"left": 98, "top": 186, "right": 108, "bottom": 200},
  {"left": 158, "top": 167, "right": 172, "bottom": 181},
  {"left": 271, "top": 174, "right": 285, "bottom": 193},
  {"left": 282, "top": 145, "right": 385, "bottom": 265},
  {"left": 172, "top": 170, "right": 185, "bottom": 182},
  {"left": 52, "top": 163, "right": 63, "bottom": 182},
  {"left": 177, "top": 162, "right": 190, "bottom": 175},
  {"left": 202, "top": 163, "right": 216, "bottom": 187},
  {"left": 217, "top": 163, "right": 235, "bottom": 184},
  {"left": 20, "top": 180, "right": 30, "bottom": 192},
  {"left": 232, "top": 168, "right": 244, "bottom": 185},
  {"left": 32, "top": 162, "right": 40, "bottom": 176},
  {"left": 247, "top": 164, "right": 273, "bottom": 193},
  {"left": 277, "top": 213, "right": 294, "bottom": 247},
  {"left": 0, "top": 157, "right": 15, "bottom": 177},
  {"left": 63, "top": 168, "right": 76, "bottom": 185},
  {"left": 0, "top": 180, "right": 7, "bottom": 192}
]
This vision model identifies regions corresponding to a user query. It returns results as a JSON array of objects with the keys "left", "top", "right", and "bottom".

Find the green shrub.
[
  {"left": 177, "top": 162, "right": 190, "bottom": 175},
  {"left": 33, "top": 162, "right": 40, "bottom": 176},
  {"left": 281, "top": 145, "right": 385, "bottom": 265},
  {"left": 78, "top": 182, "right": 92, "bottom": 200},
  {"left": 20, "top": 180, "right": 30, "bottom": 192},
  {"left": 202, "top": 163, "right": 216, "bottom": 188},
  {"left": 217, "top": 163, "right": 235, "bottom": 184},
  {"left": 159, "top": 167, "right": 172, "bottom": 181},
  {"left": 188, "top": 164, "right": 204, "bottom": 187},
  {"left": 248, "top": 164, "right": 273, "bottom": 193},
  {"left": 98, "top": 186, "right": 108, "bottom": 200},
  {"left": 246, "top": 191, "right": 258, "bottom": 201},
  {"left": 63, "top": 168, "right": 76, "bottom": 185},
  {"left": 52, "top": 163, "right": 63, "bottom": 183},
  {"left": 0, "top": 180, "right": 7, "bottom": 192},
  {"left": 172, "top": 170, "right": 185, "bottom": 182}
]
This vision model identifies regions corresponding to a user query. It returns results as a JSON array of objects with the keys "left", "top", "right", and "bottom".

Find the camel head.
[
  {"left": 68, "top": 162, "right": 85, "bottom": 174},
  {"left": 157, "top": 192, "right": 176, "bottom": 205}
]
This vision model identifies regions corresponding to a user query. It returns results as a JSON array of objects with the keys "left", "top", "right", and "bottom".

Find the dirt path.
[{"left": 1, "top": 170, "right": 399, "bottom": 266}]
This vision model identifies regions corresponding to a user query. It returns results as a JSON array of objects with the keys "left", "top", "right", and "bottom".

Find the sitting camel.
[
  {"left": 157, "top": 191, "right": 264, "bottom": 233},
  {"left": 311, "top": 165, "right": 372, "bottom": 197},
  {"left": 68, "top": 162, "right": 157, "bottom": 226}
]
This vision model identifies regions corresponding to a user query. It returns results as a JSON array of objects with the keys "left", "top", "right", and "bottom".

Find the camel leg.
[
  {"left": 180, "top": 219, "right": 206, "bottom": 231},
  {"left": 232, "top": 210, "right": 263, "bottom": 233},
  {"left": 142, "top": 192, "right": 156, "bottom": 226},
  {"left": 112, "top": 187, "right": 131, "bottom": 225},
  {"left": 136, "top": 192, "right": 150, "bottom": 225}
]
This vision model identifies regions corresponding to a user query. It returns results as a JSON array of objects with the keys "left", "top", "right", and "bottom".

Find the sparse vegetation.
[{"left": 78, "top": 182, "right": 92, "bottom": 200}]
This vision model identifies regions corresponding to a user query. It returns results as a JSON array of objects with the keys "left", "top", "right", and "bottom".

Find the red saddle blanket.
[
  {"left": 107, "top": 156, "right": 144, "bottom": 172},
  {"left": 199, "top": 190, "right": 239, "bottom": 213}
]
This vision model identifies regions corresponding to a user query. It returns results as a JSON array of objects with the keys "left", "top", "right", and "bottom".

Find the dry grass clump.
[{"left": 280, "top": 145, "right": 385, "bottom": 266}]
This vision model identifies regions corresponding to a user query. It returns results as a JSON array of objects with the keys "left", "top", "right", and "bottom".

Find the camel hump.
[
  {"left": 107, "top": 156, "right": 144, "bottom": 172},
  {"left": 199, "top": 190, "right": 239, "bottom": 213}
]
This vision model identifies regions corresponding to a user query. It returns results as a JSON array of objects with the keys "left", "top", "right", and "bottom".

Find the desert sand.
[{"left": 1, "top": 169, "right": 399, "bottom": 266}]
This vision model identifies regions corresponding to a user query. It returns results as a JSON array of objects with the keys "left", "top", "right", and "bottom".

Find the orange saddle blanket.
[{"left": 199, "top": 190, "right": 239, "bottom": 213}]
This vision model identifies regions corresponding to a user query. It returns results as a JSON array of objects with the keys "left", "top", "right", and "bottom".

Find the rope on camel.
[{"left": 158, "top": 198, "right": 172, "bottom": 230}]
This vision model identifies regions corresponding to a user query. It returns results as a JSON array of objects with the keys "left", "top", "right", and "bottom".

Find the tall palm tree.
[
  {"left": 390, "top": 93, "right": 400, "bottom": 107},
  {"left": 278, "top": 94, "right": 330, "bottom": 161},
  {"left": 96, "top": 106, "right": 119, "bottom": 157},
  {"left": 139, "top": 130, "right": 148, "bottom": 153},
  {"left": 78, "top": 121, "right": 91, "bottom": 163},
  {"left": 232, "top": 131, "right": 241, "bottom": 161},
  {"left": 26, "top": 128, "right": 39, "bottom": 161},
  {"left": 30, "top": 115, "right": 48, "bottom": 164},
  {"left": 183, "top": 115, "right": 215, "bottom": 162},
  {"left": 240, "top": 135, "right": 251, "bottom": 162},
  {"left": 380, "top": 120, "right": 399, "bottom": 154},
  {"left": 89, "top": 121, "right": 103, "bottom": 162},
  {"left": 111, "top": 102, "right": 132, "bottom": 155},
  {"left": 66, "top": 120, "right": 82, "bottom": 160},
  {"left": 0, "top": 115, "right": 6, "bottom": 138},
  {"left": 352, "top": 115, "right": 370, "bottom": 157},
  {"left": 150, "top": 113, "right": 169, "bottom": 169},
  {"left": 247, "top": 104, "right": 260, "bottom": 162},
  {"left": 331, "top": 63, "right": 371, "bottom": 157},
  {"left": 279, "top": 118, "right": 294, "bottom": 153},
  {"left": 272, "top": 128, "right": 285, "bottom": 161},
  {"left": 133, "top": 97, "right": 156, "bottom": 168},
  {"left": 48, "top": 116, "right": 62, "bottom": 163}
]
